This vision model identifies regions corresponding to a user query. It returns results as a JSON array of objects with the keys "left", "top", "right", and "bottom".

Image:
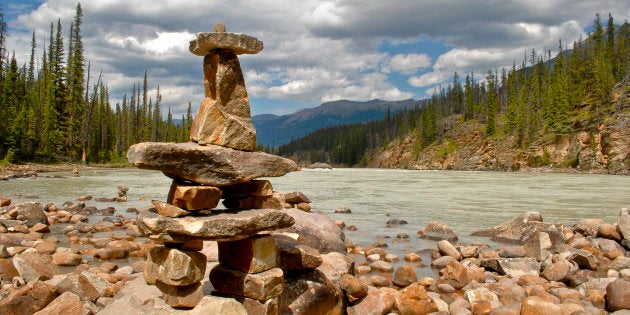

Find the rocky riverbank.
[{"left": 0, "top": 189, "right": 629, "bottom": 314}]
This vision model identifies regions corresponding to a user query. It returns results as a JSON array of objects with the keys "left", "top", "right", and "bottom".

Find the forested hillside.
[
  {"left": 276, "top": 13, "right": 630, "bottom": 174},
  {"left": 0, "top": 4, "right": 193, "bottom": 164}
]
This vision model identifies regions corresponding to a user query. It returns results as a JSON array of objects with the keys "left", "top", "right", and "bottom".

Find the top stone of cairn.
[{"left": 189, "top": 23, "right": 264, "bottom": 56}]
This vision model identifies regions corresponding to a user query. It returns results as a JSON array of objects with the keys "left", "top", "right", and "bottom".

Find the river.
[{"left": 1, "top": 168, "right": 629, "bottom": 276}]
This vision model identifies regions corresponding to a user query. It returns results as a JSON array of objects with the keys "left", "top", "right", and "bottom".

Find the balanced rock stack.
[{"left": 127, "top": 23, "right": 298, "bottom": 311}]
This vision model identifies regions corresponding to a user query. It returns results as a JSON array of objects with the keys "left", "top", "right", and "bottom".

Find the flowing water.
[{"left": 2, "top": 168, "right": 629, "bottom": 277}]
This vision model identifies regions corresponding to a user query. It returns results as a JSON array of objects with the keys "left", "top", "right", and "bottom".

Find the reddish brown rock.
[
  {"left": 606, "top": 279, "right": 630, "bottom": 312},
  {"left": 218, "top": 234, "right": 277, "bottom": 273},
  {"left": 420, "top": 221, "right": 458, "bottom": 241},
  {"left": 284, "top": 191, "right": 311, "bottom": 204},
  {"left": 13, "top": 252, "right": 59, "bottom": 282},
  {"left": 280, "top": 269, "right": 343, "bottom": 315},
  {"left": 210, "top": 265, "right": 284, "bottom": 300},
  {"left": 222, "top": 180, "right": 273, "bottom": 198},
  {"left": 167, "top": 181, "right": 222, "bottom": 210},
  {"left": 93, "top": 247, "right": 129, "bottom": 260},
  {"left": 32, "top": 291, "right": 85, "bottom": 315},
  {"left": 0, "top": 197, "right": 10, "bottom": 206},
  {"left": 541, "top": 260, "right": 571, "bottom": 282},
  {"left": 338, "top": 274, "right": 368, "bottom": 302},
  {"left": 156, "top": 281, "right": 204, "bottom": 309},
  {"left": 151, "top": 200, "right": 191, "bottom": 218},
  {"left": 0, "top": 258, "right": 19, "bottom": 281},
  {"left": 598, "top": 223, "right": 622, "bottom": 241},
  {"left": 52, "top": 252, "right": 82, "bottom": 266},
  {"left": 0, "top": 281, "right": 58, "bottom": 315},
  {"left": 393, "top": 264, "right": 418, "bottom": 288},
  {"left": 347, "top": 286, "right": 396, "bottom": 315},
  {"left": 395, "top": 282, "right": 439, "bottom": 315},
  {"left": 520, "top": 296, "right": 562, "bottom": 315},
  {"left": 144, "top": 246, "right": 206, "bottom": 286},
  {"left": 223, "top": 195, "right": 284, "bottom": 210},
  {"left": 441, "top": 260, "right": 469, "bottom": 290},
  {"left": 274, "top": 234, "right": 323, "bottom": 270},
  {"left": 404, "top": 252, "right": 422, "bottom": 262}
]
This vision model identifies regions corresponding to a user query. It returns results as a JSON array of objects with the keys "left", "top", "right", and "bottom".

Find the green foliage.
[
  {"left": 275, "top": 13, "right": 629, "bottom": 167},
  {"left": 0, "top": 5, "right": 192, "bottom": 164},
  {"left": 435, "top": 139, "right": 457, "bottom": 157}
]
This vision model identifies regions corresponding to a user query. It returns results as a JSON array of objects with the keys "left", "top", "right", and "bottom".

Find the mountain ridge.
[{"left": 253, "top": 99, "right": 419, "bottom": 146}]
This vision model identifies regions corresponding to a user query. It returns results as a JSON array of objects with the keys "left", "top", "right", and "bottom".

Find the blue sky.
[{"left": 3, "top": 0, "right": 630, "bottom": 117}]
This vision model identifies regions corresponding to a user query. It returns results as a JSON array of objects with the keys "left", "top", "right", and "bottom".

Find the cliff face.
[{"left": 369, "top": 80, "right": 630, "bottom": 174}]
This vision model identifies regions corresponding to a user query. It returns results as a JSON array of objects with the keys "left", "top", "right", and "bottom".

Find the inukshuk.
[{"left": 127, "top": 23, "right": 297, "bottom": 312}]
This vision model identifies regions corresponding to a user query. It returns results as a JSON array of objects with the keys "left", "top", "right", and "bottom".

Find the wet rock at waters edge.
[
  {"left": 472, "top": 212, "right": 543, "bottom": 237},
  {"left": 137, "top": 207, "right": 294, "bottom": 242},
  {"left": 306, "top": 162, "right": 333, "bottom": 169},
  {"left": 276, "top": 208, "right": 346, "bottom": 254},
  {"left": 0, "top": 197, "right": 11, "bottom": 207},
  {"left": 334, "top": 206, "right": 352, "bottom": 214},
  {"left": 618, "top": 208, "right": 630, "bottom": 244},
  {"left": 284, "top": 191, "right": 311, "bottom": 204},
  {"left": 188, "top": 25, "right": 263, "bottom": 151},
  {"left": 347, "top": 286, "right": 397, "bottom": 315},
  {"left": 420, "top": 220, "right": 459, "bottom": 241},
  {"left": 274, "top": 234, "right": 323, "bottom": 270},
  {"left": 280, "top": 269, "right": 344, "bottom": 315},
  {"left": 386, "top": 218, "right": 408, "bottom": 226},
  {"left": 127, "top": 142, "right": 297, "bottom": 186},
  {"left": 0, "top": 202, "right": 49, "bottom": 227}
]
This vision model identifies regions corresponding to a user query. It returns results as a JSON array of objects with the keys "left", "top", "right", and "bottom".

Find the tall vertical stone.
[{"left": 189, "top": 23, "right": 263, "bottom": 151}]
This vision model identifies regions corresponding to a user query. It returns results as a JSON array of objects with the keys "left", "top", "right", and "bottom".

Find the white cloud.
[
  {"left": 4, "top": 0, "right": 629, "bottom": 117},
  {"left": 383, "top": 53, "right": 432, "bottom": 75}
]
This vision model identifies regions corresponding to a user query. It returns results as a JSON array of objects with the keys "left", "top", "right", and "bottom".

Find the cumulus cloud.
[{"left": 4, "top": 0, "right": 630, "bottom": 116}]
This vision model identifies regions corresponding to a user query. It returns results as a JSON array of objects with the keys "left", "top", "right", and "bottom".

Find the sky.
[{"left": 3, "top": 0, "right": 630, "bottom": 117}]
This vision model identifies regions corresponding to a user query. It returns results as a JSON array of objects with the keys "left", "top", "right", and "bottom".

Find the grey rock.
[
  {"left": 421, "top": 221, "right": 459, "bottom": 241},
  {"left": 0, "top": 202, "right": 48, "bottom": 227},
  {"left": 276, "top": 208, "right": 346, "bottom": 254},
  {"left": 137, "top": 207, "right": 295, "bottom": 242},
  {"left": 127, "top": 142, "right": 297, "bottom": 186}
]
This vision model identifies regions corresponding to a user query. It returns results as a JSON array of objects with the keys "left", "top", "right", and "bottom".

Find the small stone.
[
  {"left": 274, "top": 234, "right": 323, "bottom": 270},
  {"left": 355, "top": 265, "right": 371, "bottom": 274},
  {"left": 520, "top": 296, "right": 563, "bottom": 315},
  {"left": 421, "top": 221, "right": 458, "bottom": 241},
  {"left": 334, "top": 207, "right": 351, "bottom": 214},
  {"left": 347, "top": 286, "right": 396, "bottom": 315},
  {"left": 52, "top": 252, "right": 82, "bottom": 266},
  {"left": 437, "top": 240, "right": 461, "bottom": 260},
  {"left": 32, "top": 291, "right": 85, "bottom": 315},
  {"left": 13, "top": 252, "right": 59, "bottom": 282},
  {"left": 497, "top": 258, "right": 540, "bottom": 277},
  {"left": 151, "top": 200, "right": 191, "bottom": 218},
  {"left": 284, "top": 191, "right": 311, "bottom": 204},
  {"left": 598, "top": 223, "right": 621, "bottom": 241},
  {"left": 404, "top": 252, "right": 422, "bottom": 262},
  {"left": 392, "top": 264, "right": 418, "bottom": 288},
  {"left": 370, "top": 260, "right": 394, "bottom": 273},
  {"left": 296, "top": 203, "right": 311, "bottom": 212},
  {"left": 210, "top": 265, "right": 284, "bottom": 300},
  {"left": 541, "top": 260, "right": 571, "bottom": 282},
  {"left": 0, "top": 258, "right": 20, "bottom": 281},
  {"left": 369, "top": 275, "right": 391, "bottom": 287},
  {"left": 0, "top": 281, "right": 58, "bottom": 314},
  {"left": 338, "top": 274, "right": 368, "bottom": 302}
]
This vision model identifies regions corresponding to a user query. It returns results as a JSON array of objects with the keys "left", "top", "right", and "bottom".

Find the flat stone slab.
[
  {"left": 127, "top": 142, "right": 297, "bottom": 186},
  {"left": 137, "top": 208, "right": 295, "bottom": 242},
  {"left": 190, "top": 32, "right": 263, "bottom": 56}
]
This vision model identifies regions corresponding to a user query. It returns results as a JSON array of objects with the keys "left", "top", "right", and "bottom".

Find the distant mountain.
[{"left": 253, "top": 99, "right": 419, "bottom": 146}]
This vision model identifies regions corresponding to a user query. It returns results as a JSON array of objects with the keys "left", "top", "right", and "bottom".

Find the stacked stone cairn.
[{"left": 127, "top": 23, "right": 298, "bottom": 311}]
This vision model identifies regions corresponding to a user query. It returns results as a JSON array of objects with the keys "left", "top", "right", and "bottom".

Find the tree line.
[
  {"left": 276, "top": 13, "right": 630, "bottom": 167},
  {"left": 0, "top": 4, "right": 193, "bottom": 164}
]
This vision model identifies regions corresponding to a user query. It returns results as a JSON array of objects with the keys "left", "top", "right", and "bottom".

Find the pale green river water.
[{"left": 1, "top": 168, "right": 629, "bottom": 277}]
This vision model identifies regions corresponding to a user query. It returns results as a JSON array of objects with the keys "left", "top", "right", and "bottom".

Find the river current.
[{"left": 1, "top": 168, "right": 629, "bottom": 276}]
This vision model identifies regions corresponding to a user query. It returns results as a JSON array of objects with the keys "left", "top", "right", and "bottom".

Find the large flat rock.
[
  {"left": 127, "top": 142, "right": 297, "bottom": 186},
  {"left": 190, "top": 32, "right": 263, "bottom": 56},
  {"left": 137, "top": 208, "right": 295, "bottom": 242}
]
